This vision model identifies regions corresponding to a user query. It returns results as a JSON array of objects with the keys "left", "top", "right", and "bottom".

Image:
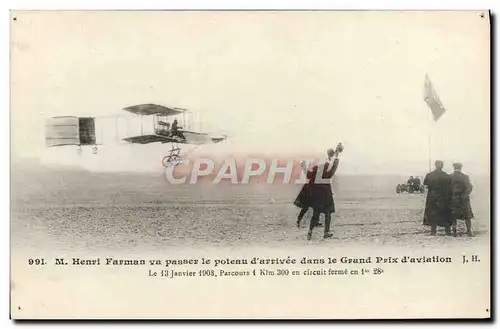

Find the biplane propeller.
[{"left": 44, "top": 104, "right": 228, "bottom": 167}]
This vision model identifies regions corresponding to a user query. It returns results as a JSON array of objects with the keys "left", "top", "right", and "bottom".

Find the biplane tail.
[{"left": 45, "top": 116, "right": 97, "bottom": 147}]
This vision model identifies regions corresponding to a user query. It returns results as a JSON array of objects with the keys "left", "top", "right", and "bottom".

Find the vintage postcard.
[{"left": 10, "top": 10, "right": 491, "bottom": 319}]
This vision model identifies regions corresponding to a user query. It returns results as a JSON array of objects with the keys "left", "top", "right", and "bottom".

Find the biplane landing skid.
[{"left": 162, "top": 143, "right": 182, "bottom": 168}]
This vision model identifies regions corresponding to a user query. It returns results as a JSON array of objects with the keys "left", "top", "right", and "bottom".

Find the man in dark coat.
[
  {"left": 294, "top": 162, "right": 322, "bottom": 228},
  {"left": 307, "top": 147, "right": 342, "bottom": 240},
  {"left": 423, "top": 160, "right": 452, "bottom": 235},
  {"left": 294, "top": 144, "right": 343, "bottom": 240},
  {"left": 450, "top": 163, "right": 474, "bottom": 237}
]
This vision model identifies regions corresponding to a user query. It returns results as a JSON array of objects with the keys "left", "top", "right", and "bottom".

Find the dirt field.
[{"left": 11, "top": 165, "right": 490, "bottom": 253}]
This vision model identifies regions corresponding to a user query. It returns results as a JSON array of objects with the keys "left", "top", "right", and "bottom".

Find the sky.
[{"left": 10, "top": 11, "right": 490, "bottom": 175}]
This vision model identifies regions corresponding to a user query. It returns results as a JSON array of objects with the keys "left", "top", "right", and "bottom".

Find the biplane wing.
[
  {"left": 123, "top": 132, "right": 226, "bottom": 145},
  {"left": 123, "top": 104, "right": 187, "bottom": 116},
  {"left": 122, "top": 134, "right": 191, "bottom": 144}
]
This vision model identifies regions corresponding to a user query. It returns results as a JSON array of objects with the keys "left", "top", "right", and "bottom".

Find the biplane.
[
  {"left": 44, "top": 104, "right": 227, "bottom": 167},
  {"left": 121, "top": 104, "right": 227, "bottom": 166}
]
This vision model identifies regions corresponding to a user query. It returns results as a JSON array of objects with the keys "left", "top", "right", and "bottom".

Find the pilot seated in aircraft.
[{"left": 170, "top": 119, "right": 186, "bottom": 140}]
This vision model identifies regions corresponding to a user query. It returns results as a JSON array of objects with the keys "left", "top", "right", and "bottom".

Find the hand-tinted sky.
[{"left": 11, "top": 11, "right": 490, "bottom": 175}]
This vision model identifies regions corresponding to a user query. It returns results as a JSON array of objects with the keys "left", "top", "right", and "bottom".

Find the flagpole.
[
  {"left": 424, "top": 73, "right": 446, "bottom": 173},
  {"left": 427, "top": 105, "right": 432, "bottom": 173},
  {"left": 425, "top": 73, "right": 432, "bottom": 173}
]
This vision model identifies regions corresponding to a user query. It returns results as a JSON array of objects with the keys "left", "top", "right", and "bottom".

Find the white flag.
[{"left": 424, "top": 74, "right": 447, "bottom": 121}]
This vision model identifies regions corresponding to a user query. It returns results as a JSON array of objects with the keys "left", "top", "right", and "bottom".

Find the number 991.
[{"left": 28, "top": 259, "right": 46, "bottom": 265}]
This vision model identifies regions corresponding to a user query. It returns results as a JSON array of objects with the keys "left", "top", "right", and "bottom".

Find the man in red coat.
[{"left": 450, "top": 163, "right": 474, "bottom": 237}]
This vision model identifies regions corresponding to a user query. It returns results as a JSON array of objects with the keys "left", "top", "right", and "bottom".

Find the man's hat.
[{"left": 453, "top": 162, "right": 463, "bottom": 170}]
